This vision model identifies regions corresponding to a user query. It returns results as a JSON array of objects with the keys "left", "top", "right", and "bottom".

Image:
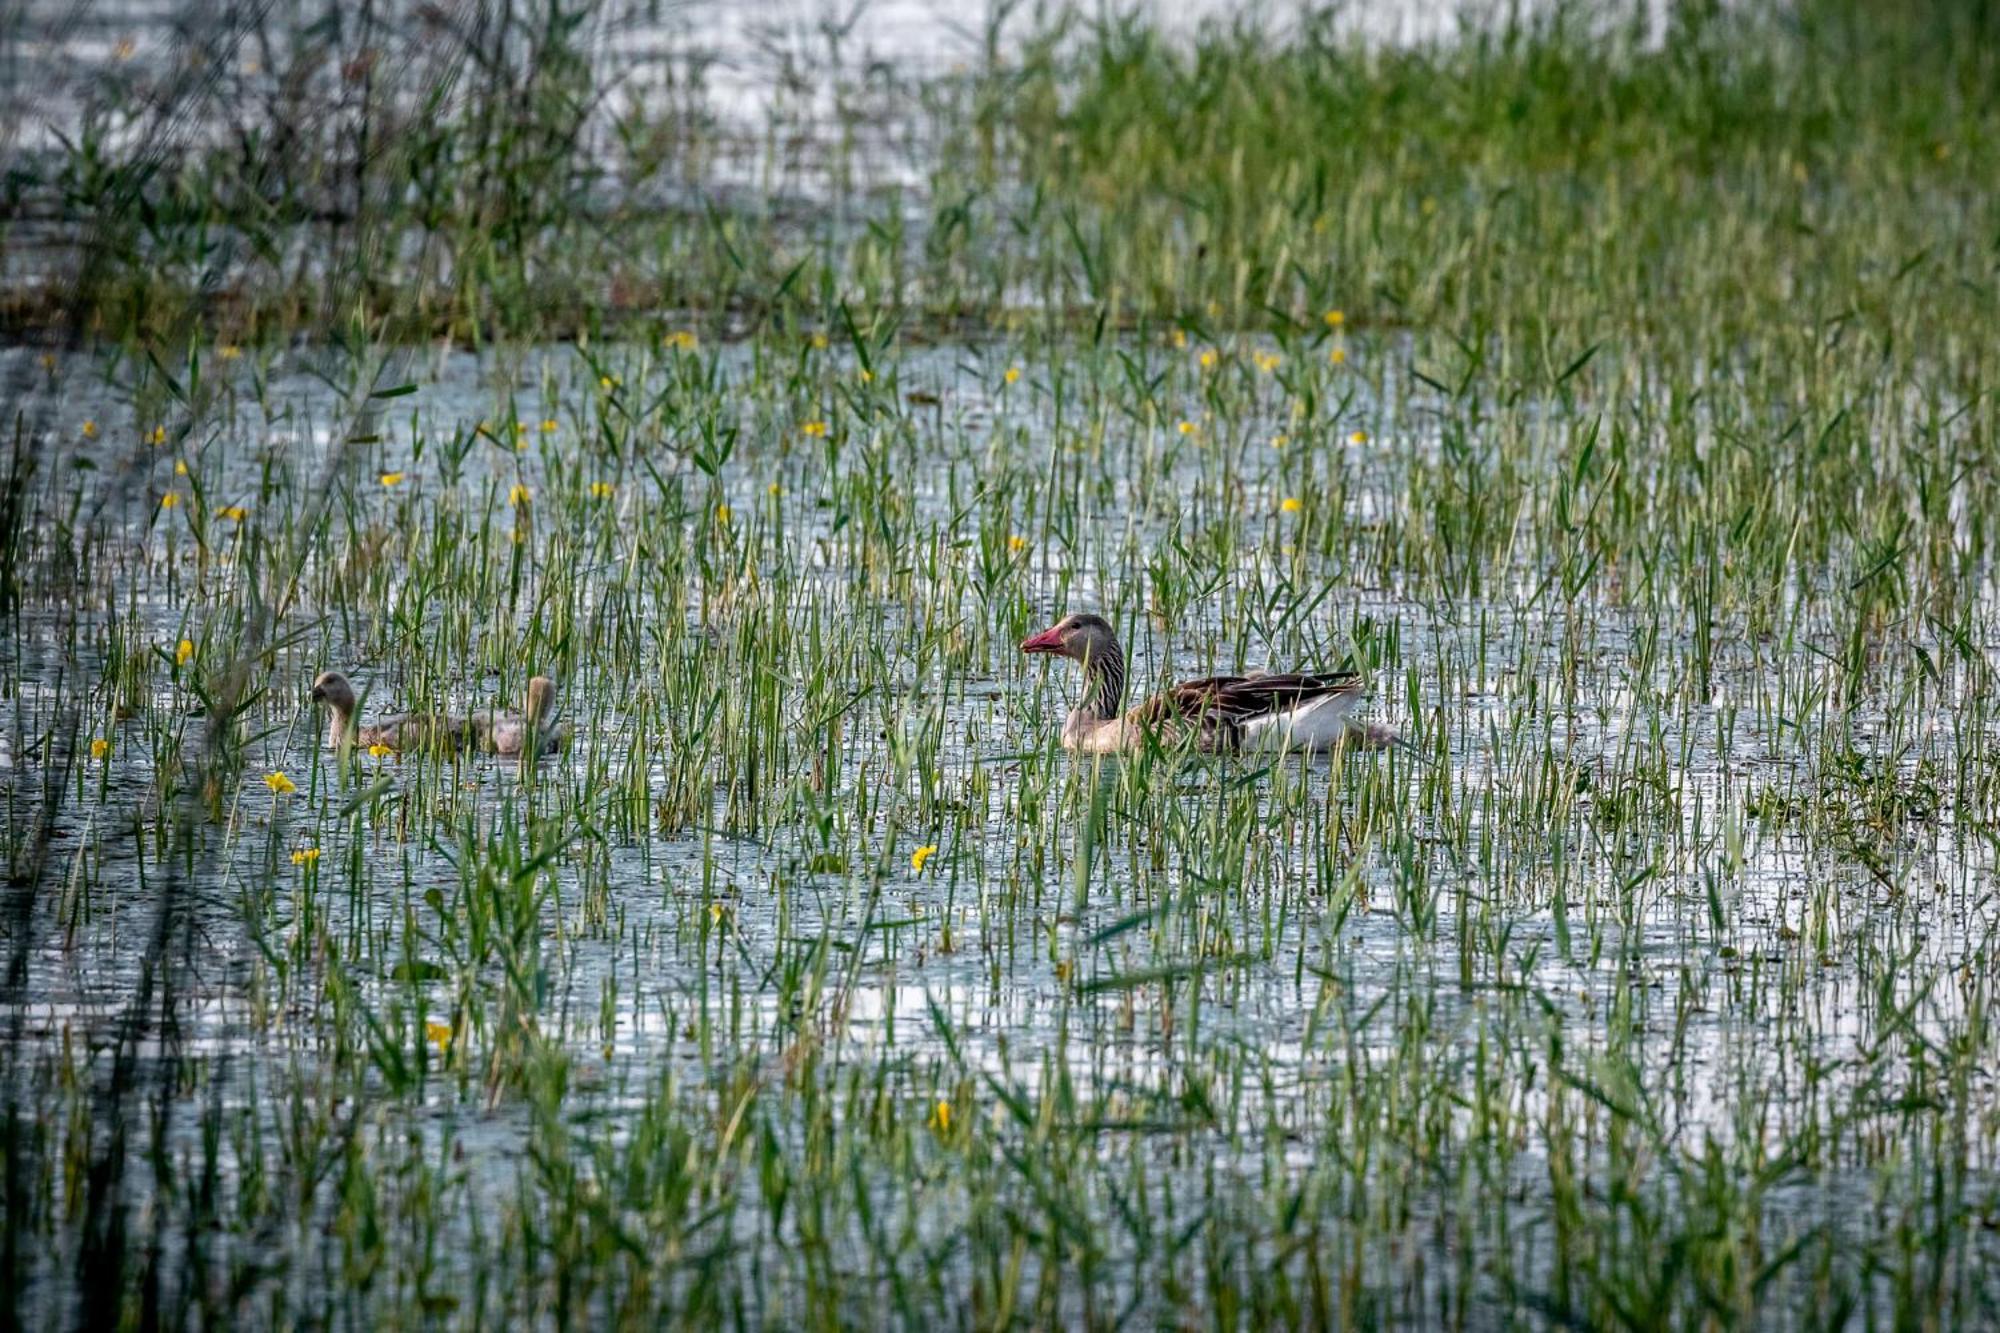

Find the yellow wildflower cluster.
[
  {"left": 911, "top": 844, "right": 939, "bottom": 873},
  {"left": 1281, "top": 497, "right": 1303, "bottom": 514},
  {"left": 291, "top": 847, "right": 321, "bottom": 866},
  {"left": 800, "top": 420, "right": 829, "bottom": 438},
  {"left": 176, "top": 638, "right": 194, "bottom": 666},
  {"left": 90, "top": 738, "right": 110, "bottom": 760},
  {"left": 589, "top": 481, "right": 615, "bottom": 500},
  {"left": 380, "top": 472, "right": 405, "bottom": 487},
  {"left": 214, "top": 505, "right": 248, "bottom": 522},
  {"left": 264, "top": 771, "right": 297, "bottom": 795},
  {"left": 508, "top": 484, "right": 531, "bottom": 507},
  {"left": 669, "top": 330, "right": 699, "bottom": 351},
  {"left": 1251, "top": 350, "right": 1282, "bottom": 374}
]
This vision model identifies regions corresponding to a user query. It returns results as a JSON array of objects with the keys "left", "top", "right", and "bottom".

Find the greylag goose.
[
  {"left": 470, "top": 675, "right": 568, "bottom": 756},
  {"left": 1020, "top": 613, "right": 1397, "bottom": 755},
  {"left": 309, "top": 671, "right": 471, "bottom": 752}
]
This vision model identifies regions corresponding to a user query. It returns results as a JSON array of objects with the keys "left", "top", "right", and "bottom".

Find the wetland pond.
[{"left": 5, "top": 0, "right": 2000, "bottom": 1327}]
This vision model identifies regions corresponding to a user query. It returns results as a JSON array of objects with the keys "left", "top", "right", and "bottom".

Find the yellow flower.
[
  {"left": 424, "top": 1021, "right": 451, "bottom": 1053},
  {"left": 379, "top": 472, "right": 405, "bottom": 487},
  {"left": 159, "top": 492, "right": 178, "bottom": 509},
  {"left": 911, "top": 844, "right": 939, "bottom": 873},
  {"left": 598, "top": 375, "right": 618, "bottom": 391},
  {"left": 264, "top": 771, "right": 296, "bottom": 795},
  {"left": 670, "top": 330, "right": 699, "bottom": 351},
  {"left": 149, "top": 425, "right": 167, "bottom": 446},
  {"left": 710, "top": 902, "right": 728, "bottom": 926},
  {"left": 1198, "top": 349, "right": 1219, "bottom": 370},
  {"left": 290, "top": 847, "right": 321, "bottom": 866},
  {"left": 366, "top": 743, "right": 393, "bottom": 759},
  {"left": 174, "top": 460, "right": 188, "bottom": 475},
  {"left": 860, "top": 368, "right": 875, "bottom": 384},
  {"left": 1008, "top": 534, "right": 1028, "bottom": 553},
  {"left": 1177, "top": 421, "right": 1197, "bottom": 436},
  {"left": 540, "top": 418, "right": 557, "bottom": 434},
  {"left": 810, "top": 332, "right": 829, "bottom": 350},
  {"left": 217, "top": 344, "right": 242, "bottom": 360},
  {"left": 767, "top": 482, "right": 782, "bottom": 497},
  {"left": 1004, "top": 366, "right": 1021, "bottom": 385},
  {"left": 508, "top": 483, "right": 531, "bottom": 507},
  {"left": 929, "top": 1099, "right": 952, "bottom": 1133},
  {"left": 1349, "top": 430, "right": 1369, "bottom": 445},
  {"left": 176, "top": 638, "right": 194, "bottom": 666},
  {"left": 1271, "top": 434, "right": 1289, "bottom": 450},
  {"left": 714, "top": 503, "right": 732, "bottom": 525},
  {"left": 1281, "top": 497, "right": 1302, "bottom": 514},
  {"left": 214, "top": 505, "right": 247, "bottom": 521},
  {"left": 801, "top": 420, "right": 828, "bottom": 438},
  {"left": 1169, "top": 329, "right": 1188, "bottom": 349},
  {"left": 1328, "top": 346, "right": 1347, "bottom": 365},
  {"left": 1323, "top": 309, "right": 1345, "bottom": 327},
  {"left": 81, "top": 420, "right": 98, "bottom": 438},
  {"left": 589, "top": 481, "right": 615, "bottom": 500},
  {"left": 90, "top": 737, "right": 110, "bottom": 761},
  {"left": 1253, "top": 351, "right": 1281, "bottom": 373}
]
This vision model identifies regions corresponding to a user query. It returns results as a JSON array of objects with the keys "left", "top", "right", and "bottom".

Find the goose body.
[
  {"left": 470, "top": 676, "right": 568, "bottom": 756},
  {"left": 310, "top": 671, "right": 472, "bottom": 753},
  {"left": 1022, "top": 614, "right": 1395, "bottom": 755}
]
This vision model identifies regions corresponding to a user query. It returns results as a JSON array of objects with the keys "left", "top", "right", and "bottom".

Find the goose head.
[{"left": 1019, "top": 613, "right": 1118, "bottom": 663}]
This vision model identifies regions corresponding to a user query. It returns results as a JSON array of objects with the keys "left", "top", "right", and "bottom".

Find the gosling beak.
[{"left": 1020, "top": 626, "right": 1066, "bottom": 655}]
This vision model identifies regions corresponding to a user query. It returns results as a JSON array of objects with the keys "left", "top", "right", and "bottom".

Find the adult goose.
[
  {"left": 1020, "top": 613, "right": 1397, "bottom": 755},
  {"left": 309, "top": 671, "right": 472, "bottom": 753},
  {"left": 470, "top": 675, "right": 568, "bottom": 756}
]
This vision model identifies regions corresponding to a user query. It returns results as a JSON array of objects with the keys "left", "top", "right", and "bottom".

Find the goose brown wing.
[{"left": 1132, "top": 671, "right": 1363, "bottom": 745}]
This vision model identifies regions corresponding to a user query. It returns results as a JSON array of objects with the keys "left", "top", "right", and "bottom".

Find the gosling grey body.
[{"left": 309, "top": 670, "right": 473, "bottom": 753}]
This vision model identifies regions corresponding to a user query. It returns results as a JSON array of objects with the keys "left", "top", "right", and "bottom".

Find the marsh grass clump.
[{"left": 2, "top": 0, "right": 2000, "bottom": 1326}]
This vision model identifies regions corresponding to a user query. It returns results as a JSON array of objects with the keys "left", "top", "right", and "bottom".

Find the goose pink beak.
[{"left": 1020, "top": 625, "right": 1066, "bottom": 655}]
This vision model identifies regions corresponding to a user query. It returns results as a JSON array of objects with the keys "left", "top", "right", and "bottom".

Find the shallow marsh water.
[{"left": 6, "top": 327, "right": 1999, "bottom": 1325}]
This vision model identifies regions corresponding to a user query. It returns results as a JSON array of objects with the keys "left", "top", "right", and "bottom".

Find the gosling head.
[
  {"left": 309, "top": 670, "right": 357, "bottom": 714},
  {"left": 1019, "top": 613, "right": 1119, "bottom": 664},
  {"left": 524, "top": 675, "right": 559, "bottom": 724}
]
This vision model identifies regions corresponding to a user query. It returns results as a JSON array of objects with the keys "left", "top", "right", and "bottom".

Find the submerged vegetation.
[{"left": 3, "top": 0, "right": 1999, "bottom": 1325}]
